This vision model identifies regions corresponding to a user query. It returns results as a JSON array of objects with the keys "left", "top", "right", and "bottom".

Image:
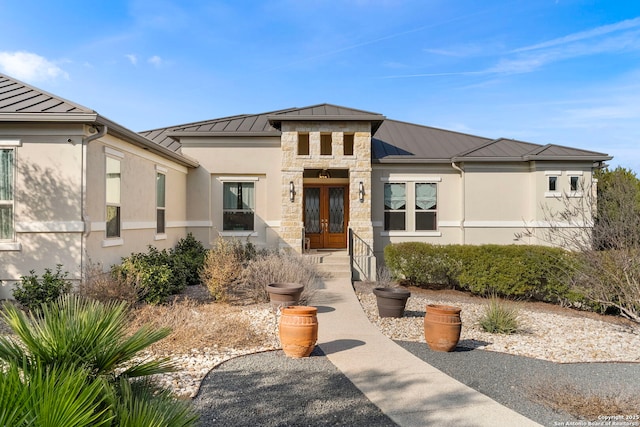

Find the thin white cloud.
[
  {"left": 0, "top": 51, "right": 68, "bottom": 82},
  {"left": 148, "top": 55, "right": 162, "bottom": 67},
  {"left": 512, "top": 16, "right": 640, "bottom": 53},
  {"left": 126, "top": 54, "right": 138, "bottom": 65}
]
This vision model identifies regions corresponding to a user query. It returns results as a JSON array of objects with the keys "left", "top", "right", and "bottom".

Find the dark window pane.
[
  {"left": 416, "top": 211, "right": 437, "bottom": 231},
  {"left": 548, "top": 176, "right": 557, "bottom": 191},
  {"left": 106, "top": 206, "right": 120, "bottom": 238},
  {"left": 570, "top": 176, "right": 579, "bottom": 191},
  {"left": 298, "top": 133, "right": 309, "bottom": 155},
  {"left": 157, "top": 209, "right": 165, "bottom": 234},
  {"left": 384, "top": 212, "right": 405, "bottom": 231},
  {"left": 223, "top": 211, "right": 254, "bottom": 231}
]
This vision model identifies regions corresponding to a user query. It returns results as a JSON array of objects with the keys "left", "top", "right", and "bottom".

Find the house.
[{"left": 0, "top": 73, "right": 612, "bottom": 298}]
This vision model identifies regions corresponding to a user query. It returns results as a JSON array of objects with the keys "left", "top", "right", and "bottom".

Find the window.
[
  {"left": 320, "top": 133, "right": 332, "bottom": 155},
  {"left": 156, "top": 172, "right": 166, "bottom": 234},
  {"left": 0, "top": 149, "right": 15, "bottom": 241},
  {"left": 415, "top": 183, "right": 437, "bottom": 230},
  {"left": 384, "top": 183, "right": 406, "bottom": 230},
  {"left": 297, "top": 133, "right": 309, "bottom": 156},
  {"left": 548, "top": 176, "right": 557, "bottom": 192},
  {"left": 570, "top": 176, "right": 579, "bottom": 192},
  {"left": 106, "top": 157, "right": 121, "bottom": 238},
  {"left": 223, "top": 182, "right": 254, "bottom": 231},
  {"left": 343, "top": 133, "right": 354, "bottom": 156}
]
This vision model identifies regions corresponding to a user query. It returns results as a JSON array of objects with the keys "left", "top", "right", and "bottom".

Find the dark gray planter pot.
[
  {"left": 267, "top": 283, "right": 304, "bottom": 309},
  {"left": 373, "top": 287, "right": 411, "bottom": 318}
]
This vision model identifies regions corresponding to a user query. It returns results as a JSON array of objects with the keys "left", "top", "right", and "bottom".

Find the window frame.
[
  {"left": 415, "top": 182, "right": 437, "bottom": 231},
  {"left": 156, "top": 169, "right": 166, "bottom": 235},
  {"left": 0, "top": 143, "right": 18, "bottom": 244},
  {"left": 381, "top": 177, "right": 442, "bottom": 236},
  {"left": 221, "top": 178, "right": 257, "bottom": 233},
  {"left": 105, "top": 153, "right": 122, "bottom": 239},
  {"left": 383, "top": 182, "right": 406, "bottom": 231}
]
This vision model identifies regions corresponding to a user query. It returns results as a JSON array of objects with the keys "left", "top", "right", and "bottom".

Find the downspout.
[
  {"left": 451, "top": 162, "right": 465, "bottom": 244},
  {"left": 80, "top": 125, "right": 107, "bottom": 278}
]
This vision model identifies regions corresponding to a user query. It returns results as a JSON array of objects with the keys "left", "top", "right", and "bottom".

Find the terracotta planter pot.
[
  {"left": 372, "top": 287, "right": 411, "bottom": 318},
  {"left": 423, "top": 304, "right": 462, "bottom": 352},
  {"left": 267, "top": 283, "right": 304, "bottom": 309},
  {"left": 279, "top": 305, "right": 318, "bottom": 358}
]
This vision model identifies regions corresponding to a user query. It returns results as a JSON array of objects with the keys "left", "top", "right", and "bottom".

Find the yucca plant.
[
  {"left": 479, "top": 296, "right": 520, "bottom": 334},
  {"left": 0, "top": 295, "right": 198, "bottom": 426}
]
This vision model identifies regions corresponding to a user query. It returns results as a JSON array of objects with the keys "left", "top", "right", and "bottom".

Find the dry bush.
[
  {"left": 126, "top": 296, "right": 270, "bottom": 353},
  {"left": 240, "top": 252, "right": 323, "bottom": 304},
  {"left": 528, "top": 378, "right": 640, "bottom": 420},
  {"left": 77, "top": 261, "right": 139, "bottom": 305},
  {"left": 199, "top": 239, "right": 245, "bottom": 302}
]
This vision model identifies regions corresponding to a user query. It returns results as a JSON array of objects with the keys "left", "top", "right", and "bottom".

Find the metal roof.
[
  {"left": 150, "top": 104, "right": 611, "bottom": 164},
  {"left": 0, "top": 72, "right": 610, "bottom": 165},
  {"left": 450, "top": 138, "right": 612, "bottom": 163},
  {"left": 372, "top": 119, "right": 492, "bottom": 162},
  {"left": 0, "top": 73, "right": 197, "bottom": 167}
]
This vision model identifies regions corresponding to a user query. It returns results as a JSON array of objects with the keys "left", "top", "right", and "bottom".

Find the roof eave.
[
  {"left": 0, "top": 112, "right": 99, "bottom": 122},
  {"left": 96, "top": 116, "right": 199, "bottom": 168},
  {"left": 524, "top": 155, "right": 614, "bottom": 162},
  {"left": 373, "top": 157, "right": 453, "bottom": 164},
  {"left": 267, "top": 114, "right": 385, "bottom": 132},
  {"left": 168, "top": 131, "right": 281, "bottom": 138}
]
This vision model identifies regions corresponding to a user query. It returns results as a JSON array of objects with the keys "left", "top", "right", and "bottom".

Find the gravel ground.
[
  {"left": 192, "top": 348, "right": 396, "bottom": 427},
  {"left": 396, "top": 341, "right": 640, "bottom": 426},
  {"left": 191, "top": 283, "right": 640, "bottom": 427}
]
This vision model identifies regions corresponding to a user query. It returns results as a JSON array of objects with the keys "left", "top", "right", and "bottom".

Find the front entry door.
[{"left": 304, "top": 185, "right": 348, "bottom": 249}]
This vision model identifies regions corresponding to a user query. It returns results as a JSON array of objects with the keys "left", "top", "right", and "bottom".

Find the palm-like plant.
[{"left": 0, "top": 295, "right": 198, "bottom": 426}]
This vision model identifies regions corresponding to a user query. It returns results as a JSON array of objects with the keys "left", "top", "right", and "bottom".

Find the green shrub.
[
  {"left": 384, "top": 242, "right": 582, "bottom": 304},
  {"left": 171, "top": 233, "right": 207, "bottom": 287},
  {"left": 12, "top": 265, "right": 71, "bottom": 311},
  {"left": 383, "top": 242, "right": 460, "bottom": 287},
  {"left": 479, "top": 297, "right": 520, "bottom": 334},
  {"left": 114, "top": 246, "right": 188, "bottom": 305}
]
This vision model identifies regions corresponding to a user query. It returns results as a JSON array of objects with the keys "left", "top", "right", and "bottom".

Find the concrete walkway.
[{"left": 311, "top": 277, "right": 542, "bottom": 427}]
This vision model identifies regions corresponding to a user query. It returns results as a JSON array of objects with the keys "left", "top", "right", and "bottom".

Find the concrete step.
[{"left": 304, "top": 251, "right": 352, "bottom": 279}]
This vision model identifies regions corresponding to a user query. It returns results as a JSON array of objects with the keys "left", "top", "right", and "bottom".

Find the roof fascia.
[{"left": 373, "top": 158, "right": 453, "bottom": 164}]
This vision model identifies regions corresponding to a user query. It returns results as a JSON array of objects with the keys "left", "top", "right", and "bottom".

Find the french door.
[{"left": 304, "top": 184, "right": 348, "bottom": 249}]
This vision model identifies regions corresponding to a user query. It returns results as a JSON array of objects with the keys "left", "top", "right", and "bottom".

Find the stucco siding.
[
  {"left": 0, "top": 123, "right": 85, "bottom": 297},
  {"left": 181, "top": 139, "right": 282, "bottom": 248},
  {"left": 83, "top": 135, "right": 190, "bottom": 271}
]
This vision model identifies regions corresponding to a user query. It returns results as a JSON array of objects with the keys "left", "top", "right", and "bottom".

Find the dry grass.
[
  {"left": 528, "top": 378, "right": 640, "bottom": 420},
  {"left": 126, "top": 286, "right": 272, "bottom": 354},
  {"left": 78, "top": 261, "right": 139, "bottom": 305}
]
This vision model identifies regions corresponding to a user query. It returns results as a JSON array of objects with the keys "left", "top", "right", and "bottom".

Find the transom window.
[
  {"left": 320, "top": 133, "right": 332, "bottom": 155},
  {"left": 297, "top": 133, "right": 309, "bottom": 156},
  {"left": 223, "top": 182, "right": 255, "bottom": 231},
  {"left": 343, "top": 133, "right": 354, "bottom": 156},
  {"left": 0, "top": 148, "right": 15, "bottom": 241},
  {"left": 106, "top": 156, "right": 121, "bottom": 238}
]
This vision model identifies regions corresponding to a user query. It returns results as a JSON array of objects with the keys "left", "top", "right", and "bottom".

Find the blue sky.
[{"left": 1, "top": 1, "right": 640, "bottom": 172}]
